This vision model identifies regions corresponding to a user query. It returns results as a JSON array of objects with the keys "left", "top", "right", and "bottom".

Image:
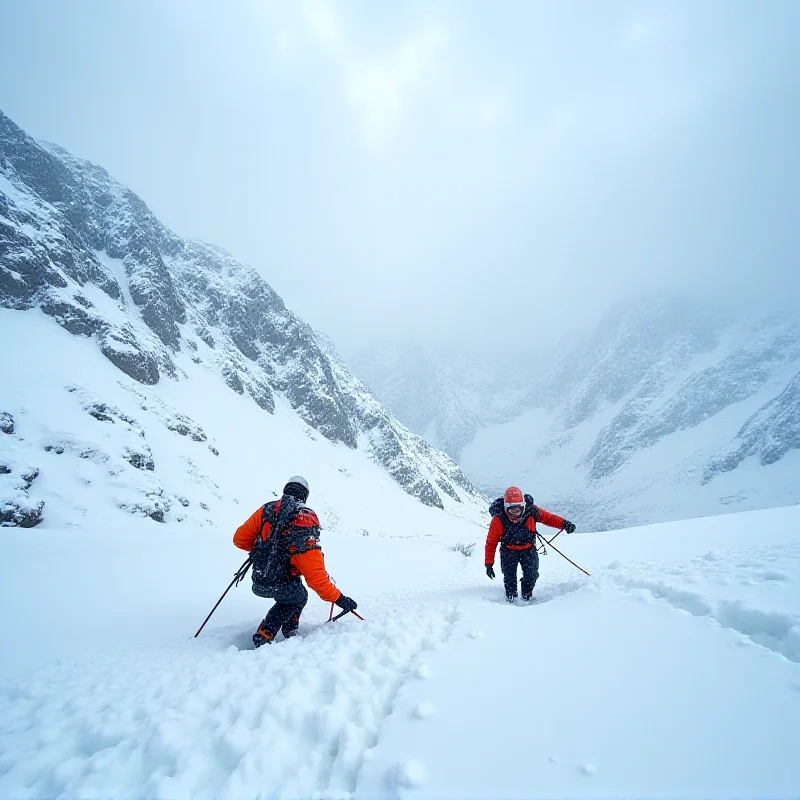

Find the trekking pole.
[
  {"left": 539, "top": 522, "right": 575, "bottom": 551},
  {"left": 328, "top": 602, "right": 365, "bottom": 623},
  {"left": 194, "top": 556, "right": 253, "bottom": 638},
  {"left": 537, "top": 534, "right": 591, "bottom": 577},
  {"left": 543, "top": 528, "right": 563, "bottom": 547},
  {"left": 537, "top": 519, "right": 572, "bottom": 553}
]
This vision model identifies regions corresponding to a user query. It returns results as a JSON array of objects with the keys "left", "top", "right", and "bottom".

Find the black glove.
[
  {"left": 563, "top": 520, "right": 576, "bottom": 534},
  {"left": 335, "top": 595, "right": 358, "bottom": 612},
  {"left": 486, "top": 564, "right": 495, "bottom": 579}
]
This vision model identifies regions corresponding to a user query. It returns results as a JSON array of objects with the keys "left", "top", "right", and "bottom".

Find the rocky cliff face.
[
  {"left": 705, "top": 369, "right": 800, "bottom": 481},
  {"left": 571, "top": 308, "right": 800, "bottom": 481},
  {"left": 0, "top": 109, "right": 483, "bottom": 524}
]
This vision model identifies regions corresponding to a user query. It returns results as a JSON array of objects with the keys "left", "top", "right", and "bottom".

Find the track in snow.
[
  {"left": 0, "top": 600, "right": 462, "bottom": 800},
  {"left": 604, "top": 542, "right": 800, "bottom": 663}
]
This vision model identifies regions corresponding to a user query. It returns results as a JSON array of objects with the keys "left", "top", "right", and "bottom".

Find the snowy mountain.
[
  {"left": 350, "top": 342, "right": 530, "bottom": 460},
  {"left": 0, "top": 109, "right": 484, "bottom": 529},
  {"left": 2, "top": 111, "right": 799, "bottom": 800},
  {"left": 353, "top": 299, "right": 800, "bottom": 529}
]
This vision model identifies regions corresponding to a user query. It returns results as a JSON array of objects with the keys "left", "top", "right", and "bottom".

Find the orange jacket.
[
  {"left": 484, "top": 507, "right": 565, "bottom": 565},
  {"left": 234, "top": 505, "right": 342, "bottom": 603}
]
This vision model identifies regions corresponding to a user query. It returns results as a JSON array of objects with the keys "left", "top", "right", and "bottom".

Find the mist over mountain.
[
  {"left": 353, "top": 298, "right": 800, "bottom": 529},
  {"left": 2, "top": 102, "right": 798, "bottom": 536}
]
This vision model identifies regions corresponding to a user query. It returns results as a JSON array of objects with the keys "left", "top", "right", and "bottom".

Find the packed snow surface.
[{"left": 2, "top": 505, "right": 800, "bottom": 799}]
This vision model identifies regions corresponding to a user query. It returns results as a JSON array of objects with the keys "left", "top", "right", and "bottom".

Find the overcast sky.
[{"left": 1, "top": 1, "right": 798, "bottom": 356}]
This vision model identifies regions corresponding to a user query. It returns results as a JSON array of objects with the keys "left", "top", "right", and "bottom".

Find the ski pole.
[
  {"left": 537, "top": 522, "right": 571, "bottom": 553},
  {"left": 539, "top": 520, "right": 578, "bottom": 551},
  {"left": 194, "top": 556, "right": 253, "bottom": 638},
  {"left": 328, "top": 602, "right": 365, "bottom": 622},
  {"left": 544, "top": 528, "right": 563, "bottom": 547},
  {"left": 537, "top": 534, "right": 590, "bottom": 576}
]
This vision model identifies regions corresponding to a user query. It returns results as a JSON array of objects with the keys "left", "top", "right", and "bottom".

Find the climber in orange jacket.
[
  {"left": 485, "top": 486, "right": 575, "bottom": 602},
  {"left": 233, "top": 476, "right": 357, "bottom": 647}
]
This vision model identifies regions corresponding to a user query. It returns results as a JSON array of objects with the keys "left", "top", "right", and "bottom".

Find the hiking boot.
[
  {"left": 522, "top": 590, "right": 532, "bottom": 601},
  {"left": 506, "top": 593, "right": 517, "bottom": 604},
  {"left": 253, "top": 626, "right": 274, "bottom": 648},
  {"left": 281, "top": 613, "right": 301, "bottom": 639}
]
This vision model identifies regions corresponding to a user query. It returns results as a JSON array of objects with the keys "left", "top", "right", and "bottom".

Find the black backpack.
[{"left": 250, "top": 495, "right": 301, "bottom": 598}]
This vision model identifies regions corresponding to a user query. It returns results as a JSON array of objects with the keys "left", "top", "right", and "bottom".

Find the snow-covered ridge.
[
  {"left": 705, "top": 370, "right": 800, "bottom": 482},
  {"left": 354, "top": 299, "right": 800, "bottom": 529},
  {"left": 0, "top": 109, "right": 484, "bottom": 525}
]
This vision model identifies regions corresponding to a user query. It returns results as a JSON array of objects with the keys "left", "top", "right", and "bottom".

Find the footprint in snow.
[
  {"left": 580, "top": 763, "right": 597, "bottom": 776},
  {"left": 760, "top": 570, "right": 790, "bottom": 582},
  {"left": 413, "top": 702, "right": 436, "bottom": 719},
  {"left": 395, "top": 759, "right": 428, "bottom": 788}
]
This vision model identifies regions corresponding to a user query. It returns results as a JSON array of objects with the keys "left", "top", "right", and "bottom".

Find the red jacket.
[
  {"left": 233, "top": 504, "right": 342, "bottom": 603},
  {"left": 485, "top": 507, "right": 565, "bottom": 565}
]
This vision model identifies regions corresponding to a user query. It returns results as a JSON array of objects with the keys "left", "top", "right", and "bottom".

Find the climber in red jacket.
[{"left": 485, "top": 486, "right": 575, "bottom": 602}]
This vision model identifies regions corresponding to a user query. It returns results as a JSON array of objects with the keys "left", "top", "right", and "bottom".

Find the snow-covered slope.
[
  {"left": 2, "top": 504, "right": 799, "bottom": 798},
  {"left": 354, "top": 300, "right": 800, "bottom": 529},
  {"left": 0, "top": 308, "right": 487, "bottom": 535},
  {"left": 0, "top": 109, "right": 484, "bottom": 528}
]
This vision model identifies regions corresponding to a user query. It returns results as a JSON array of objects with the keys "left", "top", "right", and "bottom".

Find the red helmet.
[{"left": 503, "top": 486, "right": 525, "bottom": 520}]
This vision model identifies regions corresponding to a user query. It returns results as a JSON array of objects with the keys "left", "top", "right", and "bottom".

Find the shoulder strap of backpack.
[
  {"left": 256, "top": 502, "right": 275, "bottom": 546},
  {"left": 257, "top": 498, "right": 297, "bottom": 541},
  {"left": 260, "top": 495, "right": 300, "bottom": 540}
]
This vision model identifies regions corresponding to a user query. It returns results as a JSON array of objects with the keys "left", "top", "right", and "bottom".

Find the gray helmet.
[{"left": 283, "top": 475, "right": 309, "bottom": 502}]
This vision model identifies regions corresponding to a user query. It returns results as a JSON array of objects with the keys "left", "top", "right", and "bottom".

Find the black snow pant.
[
  {"left": 254, "top": 578, "right": 309, "bottom": 645},
  {"left": 500, "top": 546, "right": 539, "bottom": 598}
]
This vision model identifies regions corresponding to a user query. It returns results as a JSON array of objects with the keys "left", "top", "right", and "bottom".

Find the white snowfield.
[{"left": 1, "top": 505, "right": 799, "bottom": 799}]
